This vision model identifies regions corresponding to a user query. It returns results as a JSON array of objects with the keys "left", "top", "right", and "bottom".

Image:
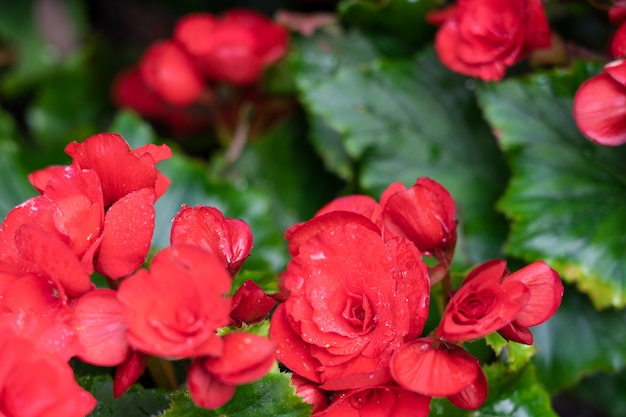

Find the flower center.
[{"left": 342, "top": 292, "right": 375, "bottom": 333}]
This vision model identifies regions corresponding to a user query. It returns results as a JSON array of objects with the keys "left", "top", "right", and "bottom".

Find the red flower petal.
[
  {"left": 113, "top": 350, "right": 148, "bottom": 398},
  {"left": 204, "top": 332, "right": 275, "bottom": 385},
  {"left": 71, "top": 289, "right": 129, "bottom": 366},
  {"left": 314, "top": 194, "right": 383, "bottom": 227},
  {"left": 230, "top": 280, "right": 276, "bottom": 325},
  {"left": 497, "top": 321, "right": 534, "bottom": 345},
  {"left": 611, "top": 22, "right": 626, "bottom": 59},
  {"left": 187, "top": 359, "right": 236, "bottom": 409},
  {"left": 390, "top": 338, "right": 480, "bottom": 397},
  {"left": 573, "top": 72, "right": 626, "bottom": 146},
  {"left": 448, "top": 363, "right": 488, "bottom": 410},
  {"left": 503, "top": 260, "right": 563, "bottom": 327},
  {"left": 96, "top": 188, "right": 155, "bottom": 279},
  {"left": 174, "top": 13, "right": 219, "bottom": 56}
]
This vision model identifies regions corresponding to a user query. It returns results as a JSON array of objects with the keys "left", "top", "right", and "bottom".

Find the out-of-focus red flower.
[
  {"left": 291, "top": 374, "right": 328, "bottom": 413},
  {"left": 436, "top": 259, "right": 563, "bottom": 343},
  {"left": 269, "top": 217, "right": 430, "bottom": 390},
  {"left": 427, "top": 0, "right": 551, "bottom": 80},
  {"left": 382, "top": 177, "right": 457, "bottom": 257},
  {"left": 112, "top": 68, "right": 167, "bottom": 119},
  {"left": 573, "top": 58, "right": 626, "bottom": 146},
  {"left": 312, "top": 384, "right": 430, "bottom": 417},
  {"left": 64, "top": 132, "right": 171, "bottom": 206},
  {"left": 390, "top": 337, "right": 487, "bottom": 410},
  {"left": 117, "top": 245, "right": 232, "bottom": 359},
  {"left": 0, "top": 327, "right": 97, "bottom": 417},
  {"left": 138, "top": 40, "right": 204, "bottom": 106},
  {"left": 610, "top": 22, "right": 626, "bottom": 58},
  {"left": 173, "top": 13, "right": 220, "bottom": 57},
  {"left": 187, "top": 332, "right": 275, "bottom": 409},
  {"left": 113, "top": 350, "right": 149, "bottom": 398},
  {"left": 230, "top": 280, "right": 276, "bottom": 325},
  {"left": 170, "top": 205, "right": 253, "bottom": 275},
  {"left": 610, "top": 0, "right": 626, "bottom": 25},
  {"left": 70, "top": 288, "right": 129, "bottom": 366}
]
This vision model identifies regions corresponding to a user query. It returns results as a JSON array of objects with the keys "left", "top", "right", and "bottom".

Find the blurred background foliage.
[{"left": 0, "top": 0, "right": 624, "bottom": 416}]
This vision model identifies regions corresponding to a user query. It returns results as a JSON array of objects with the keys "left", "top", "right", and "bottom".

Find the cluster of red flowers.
[
  {"left": 573, "top": 1, "right": 626, "bottom": 147},
  {"left": 112, "top": 9, "right": 289, "bottom": 135},
  {"left": 0, "top": 133, "right": 276, "bottom": 416},
  {"left": 427, "top": 0, "right": 551, "bottom": 81},
  {"left": 270, "top": 178, "right": 564, "bottom": 415}
]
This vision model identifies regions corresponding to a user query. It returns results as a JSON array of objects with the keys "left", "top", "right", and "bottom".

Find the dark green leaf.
[
  {"left": 430, "top": 363, "right": 558, "bottom": 417},
  {"left": 567, "top": 370, "right": 626, "bottom": 417},
  {"left": 160, "top": 369, "right": 311, "bottom": 417},
  {"left": 476, "top": 61, "right": 626, "bottom": 308},
  {"left": 532, "top": 286, "right": 626, "bottom": 392},
  {"left": 295, "top": 34, "right": 510, "bottom": 265},
  {"left": 79, "top": 375, "right": 170, "bottom": 417}
]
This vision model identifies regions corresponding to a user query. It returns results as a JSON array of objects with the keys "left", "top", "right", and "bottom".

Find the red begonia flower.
[
  {"left": 428, "top": 0, "right": 551, "bottom": 81},
  {"left": 291, "top": 374, "right": 328, "bottom": 413},
  {"left": 95, "top": 187, "right": 156, "bottom": 279},
  {"left": 221, "top": 9, "right": 289, "bottom": 65},
  {"left": 390, "top": 338, "right": 487, "bottom": 409},
  {"left": 610, "top": 0, "right": 626, "bottom": 24},
  {"left": 382, "top": 177, "right": 457, "bottom": 256},
  {"left": 117, "top": 245, "right": 232, "bottom": 359},
  {"left": 111, "top": 68, "right": 168, "bottom": 119},
  {"left": 170, "top": 205, "right": 253, "bottom": 275},
  {"left": 138, "top": 40, "right": 204, "bottom": 106},
  {"left": 437, "top": 259, "right": 530, "bottom": 342},
  {"left": 313, "top": 384, "right": 430, "bottom": 417},
  {"left": 285, "top": 211, "right": 381, "bottom": 257},
  {"left": 203, "top": 332, "right": 275, "bottom": 385},
  {"left": 191, "top": 22, "right": 263, "bottom": 85},
  {"left": 230, "top": 280, "right": 276, "bottom": 325},
  {"left": 573, "top": 59, "right": 626, "bottom": 146},
  {"left": 187, "top": 359, "right": 236, "bottom": 409},
  {"left": 313, "top": 194, "right": 383, "bottom": 227},
  {"left": 71, "top": 288, "right": 129, "bottom": 366},
  {"left": 270, "top": 221, "right": 430, "bottom": 390},
  {"left": 0, "top": 327, "right": 96, "bottom": 417},
  {"left": 64, "top": 132, "right": 172, "bottom": 206},
  {"left": 113, "top": 349, "right": 148, "bottom": 398}
]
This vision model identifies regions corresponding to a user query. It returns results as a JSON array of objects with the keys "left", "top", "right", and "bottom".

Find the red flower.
[
  {"left": 427, "top": 0, "right": 551, "bottom": 81},
  {"left": 117, "top": 245, "right": 232, "bottom": 359},
  {"left": 138, "top": 40, "right": 204, "bottom": 106},
  {"left": 436, "top": 259, "right": 562, "bottom": 343},
  {"left": 390, "top": 337, "right": 487, "bottom": 410},
  {"left": 573, "top": 58, "right": 626, "bottom": 146},
  {"left": 170, "top": 205, "right": 253, "bottom": 275},
  {"left": 382, "top": 177, "right": 457, "bottom": 257},
  {"left": 112, "top": 68, "right": 168, "bottom": 119},
  {"left": 290, "top": 375, "right": 329, "bottom": 413},
  {"left": 187, "top": 332, "right": 275, "bottom": 409},
  {"left": 0, "top": 327, "right": 96, "bottom": 417},
  {"left": 230, "top": 280, "right": 276, "bottom": 325},
  {"left": 269, "top": 216, "right": 430, "bottom": 390},
  {"left": 312, "top": 384, "right": 430, "bottom": 417},
  {"left": 113, "top": 350, "right": 148, "bottom": 398}
]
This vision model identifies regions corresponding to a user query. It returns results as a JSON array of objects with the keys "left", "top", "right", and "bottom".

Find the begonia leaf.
[
  {"left": 476, "top": 61, "right": 626, "bottom": 309},
  {"left": 567, "top": 370, "right": 626, "bottom": 417},
  {"left": 79, "top": 375, "right": 169, "bottom": 417},
  {"left": 160, "top": 369, "right": 311, "bottom": 417},
  {"left": 430, "top": 363, "right": 558, "bottom": 417},
  {"left": 485, "top": 332, "right": 536, "bottom": 373},
  {"left": 294, "top": 29, "right": 509, "bottom": 265},
  {"left": 532, "top": 286, "right": 626, "bottom": 393}
]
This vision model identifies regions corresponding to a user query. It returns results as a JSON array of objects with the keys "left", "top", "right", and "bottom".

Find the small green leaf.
[
  {"left": 160, "top": 370, "right": 311, "bottom": 417},
  {"left": 485, "top": 332, "right": 536, "bottom": 373},
  {"left": 79, "top": 375, "right": 170, "bottom": 417},
  {"left": 532, "top": 286, "right": 626, "bottom": 392},
  {"left": 476, "top": 61, "right": 626, "bottom": 308},
  {"left": 430, "top": 363, "right": 558, "bottom": 417}
]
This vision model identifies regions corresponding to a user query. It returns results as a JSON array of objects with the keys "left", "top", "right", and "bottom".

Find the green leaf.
[
  {"left": 295, "top": 34, "right": 510, "bottom": 265},
  {"left": 79, "top": 375, "right": 170, "bottom": 417},
  {"left": 485, "top": 332, "right": 536, "bottom": 373},
  {"left": 430, "top": 363, "right": 558, "bottom": 417},
  {"left": 567, "top": 370, "right": 626, "bottom": 417},
  {"left": 160, "top": 370, "right": 311, "bottom": 417},
  {"left": 532, "top": 286, "right": 626, "bottom": 392},
  {"left": 338, "top": 0, "right": 438, "bottom": 54},
  {"left": 476, "top": 61, "right": 626, "bottom": 309}
]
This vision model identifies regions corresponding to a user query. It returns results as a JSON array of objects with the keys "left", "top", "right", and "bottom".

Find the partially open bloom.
[
  {"left": 427, "top": 0, "right": 551, "bottom": 80},
  {"left": 230, "top": 280, "right": 276, "bottom": 325},
  {"left": 573, "top": 58, "right": 626, "bottom": 146},
  {"left": 117, "top": 245, "right": 232, "bottom": 359}
]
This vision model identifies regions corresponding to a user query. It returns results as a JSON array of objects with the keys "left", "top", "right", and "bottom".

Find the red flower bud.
[
  {"left": 230, "top": 280, "right": 275, "bottom": 325},
  {"left": 139, "top": 40, "right": 204, "bottom": 106},
  {"left": 113, "top": 350, "right": 148, "bottom": 398}
]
